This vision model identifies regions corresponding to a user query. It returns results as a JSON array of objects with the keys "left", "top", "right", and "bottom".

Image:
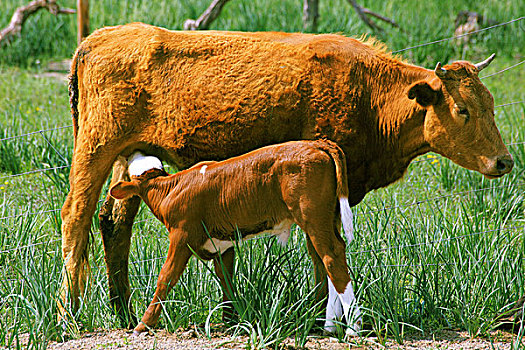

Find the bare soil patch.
[{"left": 45, "top": 328, "right": 520, "bottom": 350}]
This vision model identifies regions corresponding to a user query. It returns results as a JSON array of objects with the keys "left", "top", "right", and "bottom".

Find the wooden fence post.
[
  {"left": 77, "top": 0, "right": 89, "bottom": 45},
  {"left": 303, "top": 0, "right": 319, "bottom": 32}
]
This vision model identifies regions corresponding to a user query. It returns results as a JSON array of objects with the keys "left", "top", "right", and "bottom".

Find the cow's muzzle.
[{"left": 482, "top": 154, "right": 514, "bottom": 178}]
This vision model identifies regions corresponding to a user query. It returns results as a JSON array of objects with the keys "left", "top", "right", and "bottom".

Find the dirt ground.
[{"left": 45, "top": 328, "right": 521, "bottom": 350}]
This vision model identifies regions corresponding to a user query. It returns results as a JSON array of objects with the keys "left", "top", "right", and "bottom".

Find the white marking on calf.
[
  {"left": 202, "top": 219, "right": 294, "bottom": 253},
  {"left": 339, "top": 197, "right": 354, "bottom": 243},
  {"left": 324, "top": 277, "right": 343, "bottom": 333},
  {"left": 200, "top": 165, "right": 208, "bottom": 174},
  {"left": 268, "top": 219, "right": 294, "bottom": 245},
  {"left": 202, "top": 238, "right": 234, "bottom": 253},
  {"left": 128, "top": 151, "right": 164, "bottom": 177},
  {"left": 324, "top": 277, "right": 362, "bottom": 336}
]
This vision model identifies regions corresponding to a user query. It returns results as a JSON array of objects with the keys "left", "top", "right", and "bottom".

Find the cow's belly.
[{"left": 200, "top": 219, "right": 294, "bottom": 255}]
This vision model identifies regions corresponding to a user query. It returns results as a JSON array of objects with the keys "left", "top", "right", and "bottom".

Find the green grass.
[{"left": 0, "top": 0, "right": 524, "bottom": 348}]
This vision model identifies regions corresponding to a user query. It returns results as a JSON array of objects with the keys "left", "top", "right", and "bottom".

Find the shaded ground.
[{"left": 46, "top": 328, "right": 522, "bottom": 350}]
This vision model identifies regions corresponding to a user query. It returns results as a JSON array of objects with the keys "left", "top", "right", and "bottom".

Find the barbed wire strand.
[
  {"left": 481, "top": 60, "right": 525, "bottom": 79},
  {"left": 38, "top": 131, "right": 70, "bottom": 166},
  {"left": 495, "top": 101, "right": 524, "bottom": 109},
  {"left": 393, "top": 17, "right": 525, "bottom": 54},
  {"left": 0, "top": 199, "right": 106, "bottom": 222},
  {"left": 362, "top": 182, "right": 525, "bottom": 215},
  {"left": 0, "top": 125, "right": 72, "bottom": 142},
  {"left": 0, "top": 238, "right": 61, "bottom": 255},
  {"left": 0, "top": 165, "right": 70, "bottom": 181},
  {"left": 350, "top": 225, "right": 524, "bottom": 255}
]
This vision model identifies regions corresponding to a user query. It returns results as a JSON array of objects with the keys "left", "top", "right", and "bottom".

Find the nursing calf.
[{"left": 109, "top": 140, "right": 361, "bottom": 334}]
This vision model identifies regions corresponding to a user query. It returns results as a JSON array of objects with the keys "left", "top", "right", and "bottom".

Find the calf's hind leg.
[
  {"left": 100, "top": 158, "right": 141, "bottom": 328},
  {"left": 305, "top": 235, "right": 330, "bottom": 322},
  {"left": 291, "top": 198, "right": 361, "bottom": 334}
]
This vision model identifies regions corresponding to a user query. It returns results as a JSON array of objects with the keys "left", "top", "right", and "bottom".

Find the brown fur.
[
  {"left": 110, "top": 140, "right": 351, "bottom": 332},
  {"left": 60, "top": 23, "right": 513, "bottom": 325}
]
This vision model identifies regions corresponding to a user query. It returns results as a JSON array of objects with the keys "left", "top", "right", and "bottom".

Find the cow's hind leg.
[
  {"left": 100, "top": 158, "right": 141, "bottom": 328},
  {"left": 60, "top": 149, "right": 116, "bottom": 322}
]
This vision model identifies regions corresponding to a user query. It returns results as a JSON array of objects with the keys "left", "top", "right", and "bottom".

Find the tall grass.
[{"left": 0, "top": 0, "right": 524, "bottom": 348}]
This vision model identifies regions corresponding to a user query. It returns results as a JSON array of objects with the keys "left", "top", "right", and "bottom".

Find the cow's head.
[{"left": 408, "top": 54, "right": 513, "bottom": 178}]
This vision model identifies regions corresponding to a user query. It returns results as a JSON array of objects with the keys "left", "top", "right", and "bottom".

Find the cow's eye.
[{"left": 456, "top": 106, "right": 470, "bottom": 121}]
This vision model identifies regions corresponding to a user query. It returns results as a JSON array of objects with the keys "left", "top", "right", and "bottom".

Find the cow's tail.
[
  {"left": 319, "top": 140, "right": 354, "bottom": 243},
  {"left": 68, "top": 49, "right": 80, "bottom": 142}
]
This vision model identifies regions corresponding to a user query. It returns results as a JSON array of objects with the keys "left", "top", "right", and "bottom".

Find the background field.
[{"left": 0, "top": 0, "right": 524, "bottom": 349}]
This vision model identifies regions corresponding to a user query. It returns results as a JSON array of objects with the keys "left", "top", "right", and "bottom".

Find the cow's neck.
[{"left": 338, "top": 63, "right": 433, "bottom": 204}]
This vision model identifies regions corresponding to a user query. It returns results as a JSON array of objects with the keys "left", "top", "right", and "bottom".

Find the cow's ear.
[
  {"left": 407, "top": 80, "right": 441, "bottom": 107},
  {"left": 110, "top": 181, "right": 139, "bottom": 200}
]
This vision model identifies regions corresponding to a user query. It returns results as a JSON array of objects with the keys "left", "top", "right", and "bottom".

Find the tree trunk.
[
  {"left": 184, "top": 0, "right": 232, "bottom": 30},
  {"left": 0, "top": 0, "right": 75, "bottom": 46}
]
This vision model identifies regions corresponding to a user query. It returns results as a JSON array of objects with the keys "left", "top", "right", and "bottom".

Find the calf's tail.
[{"left": 318, "top": 140, "right": 354, "bottom": 243}]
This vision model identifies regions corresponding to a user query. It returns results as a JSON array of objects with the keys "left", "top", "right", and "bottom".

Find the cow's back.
[{"left": 72, "top": 23, "right": 372, "bottom": 167}]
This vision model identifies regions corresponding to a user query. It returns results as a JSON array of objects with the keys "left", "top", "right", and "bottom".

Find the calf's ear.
[
  {"left": 110, "top": 181, "right": 138, "bottom": 200},
  {"left": 407, "top": 80, "right": 441, "bottom": 107}
]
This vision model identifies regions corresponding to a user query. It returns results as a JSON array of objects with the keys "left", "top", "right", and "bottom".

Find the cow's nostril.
[{"left": 496, "top": 156, "right": 514, "bottom": 173}]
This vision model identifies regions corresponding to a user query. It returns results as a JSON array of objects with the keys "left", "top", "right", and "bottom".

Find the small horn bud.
[
  {"left": 434, "top": 62, "right": 447, "bottom": 78},
  {"left": 474, "top": 53, "right": 496, "bottom": 72}
]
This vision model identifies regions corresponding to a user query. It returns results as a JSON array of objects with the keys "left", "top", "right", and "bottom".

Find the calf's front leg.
[
  {"left": 213, "top": 248, "right": 236, "bottom": 323},
  {"left": 134, "top": 229, "right": 192, "bottom": 334}
]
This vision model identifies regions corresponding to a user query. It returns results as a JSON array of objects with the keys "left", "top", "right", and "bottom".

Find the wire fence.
[
  {"left": 0, "top": 16, "right": 524, "bottom": 281},
  {"left": 392, "top": 16, "right": 525, "bottom": 54}
]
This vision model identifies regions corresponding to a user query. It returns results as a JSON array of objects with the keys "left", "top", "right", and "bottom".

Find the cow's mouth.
[{"left": 482, "top": 172, "right": 505, "bottom": 180}]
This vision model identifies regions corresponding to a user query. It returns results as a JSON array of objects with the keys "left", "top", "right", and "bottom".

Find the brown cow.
[
  {"left": 109, "top": 140, "right": 361, "bottom": 334},
  {"left": 60, "top": 23, "right": 513, "bottom": 329}
]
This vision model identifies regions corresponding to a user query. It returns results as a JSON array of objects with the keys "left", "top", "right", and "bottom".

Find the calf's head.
[
  {"left": 110, "top": 179, "right": 141, "bottom": 200},
  {"left": 407, "top": 54, "right": 513, "bottom": 178},
  {"left": 110, "top": 152, "right": 167, "bottom": 200}
]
